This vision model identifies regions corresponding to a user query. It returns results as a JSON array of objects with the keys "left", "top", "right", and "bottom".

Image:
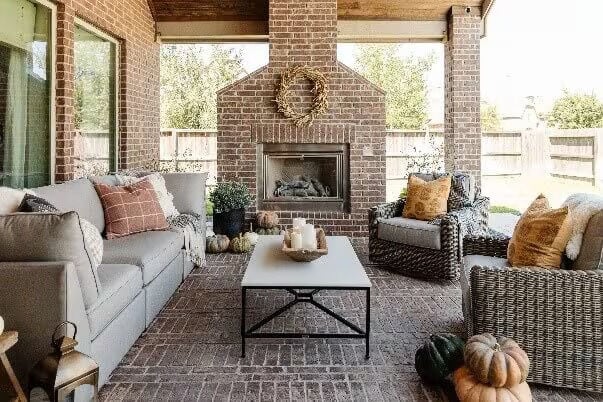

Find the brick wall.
[
  {"left": 54, "top": 0, "right": 160, "bottom": 181},
  {"left": 217, "top": 0, "right": 386, "bottom": 236},
  {"left": 444, "top": 5, "right": 482, "bottom": 185}
]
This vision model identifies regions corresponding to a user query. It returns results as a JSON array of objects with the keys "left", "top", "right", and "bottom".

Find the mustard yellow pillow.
[
  {"left": 402, "top": 175, "right": 451, "bottom": 221},
  {"left": 508, "top": 195, "right": 572, "bottom": 269}
]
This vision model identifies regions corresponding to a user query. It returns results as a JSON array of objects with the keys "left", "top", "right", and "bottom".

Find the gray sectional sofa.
[{"left": 0, "top": 172, "right": 207, "bottom": 391}]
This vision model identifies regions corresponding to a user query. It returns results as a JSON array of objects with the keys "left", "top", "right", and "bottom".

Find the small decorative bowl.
[{"left": 282, "top": 228, "right": 328, "bottom": 262}]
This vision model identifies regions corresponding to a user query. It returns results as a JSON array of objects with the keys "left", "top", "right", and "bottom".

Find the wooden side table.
[{"left": 0, "top": 331, "right": 26, "bottom": 402}]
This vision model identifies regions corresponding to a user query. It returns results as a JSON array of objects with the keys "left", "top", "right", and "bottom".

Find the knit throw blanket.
[
  {"left": 561, "top": 193, "right": 603, "bottom": 260},
  {"left": 168, "top": 213, "right": 206, "bottom": 267}
]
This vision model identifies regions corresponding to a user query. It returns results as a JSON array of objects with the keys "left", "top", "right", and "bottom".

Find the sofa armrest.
[
  {"left": 368, "top": 199, "right": 405, "bottom": 238},
  {"left": 463, "top": 230, "right": 510, "bottom": 258},
  {"left": 0, "top": 262, "right": 91, "bottom": 387},
  {"left": 163, "top": 172, "right": 208, "bottom": 216}
]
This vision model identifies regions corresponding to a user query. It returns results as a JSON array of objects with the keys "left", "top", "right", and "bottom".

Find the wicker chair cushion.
[
  {"left": 464, "top": 254, "right": 509, "bottom": 272},
  {"left": 574, "top": 210, "right": 603, "bottom": 270},
  {"left": 377, "top": 217, "right": 441, "bottom": 250}
]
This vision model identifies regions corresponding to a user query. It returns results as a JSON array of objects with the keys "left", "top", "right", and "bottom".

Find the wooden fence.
[{"left": 74, "top": 128, "right": 602, "bottom": 189}]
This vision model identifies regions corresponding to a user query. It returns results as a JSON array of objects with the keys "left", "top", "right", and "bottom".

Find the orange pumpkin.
[
  {"left": 464, "top": 333, "right": 530, "bottom": 388},
  {"left": 257, "top": 211, "right": 279, "bottom": 229},
  {"left": 453, "top": 366, "right": 532, "bottom": 402}
]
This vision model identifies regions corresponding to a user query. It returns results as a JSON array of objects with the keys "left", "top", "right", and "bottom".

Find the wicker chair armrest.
[
  {"left": 368, "top": 199, "right": 405, "bottom": 234},
  {"left": 463, "top": 229, "right": 510, "bottom": 257}
]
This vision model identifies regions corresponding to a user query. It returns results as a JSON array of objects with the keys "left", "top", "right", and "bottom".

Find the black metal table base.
[{"left": 241, "top": 286, "right": 370, "bottom": 359}]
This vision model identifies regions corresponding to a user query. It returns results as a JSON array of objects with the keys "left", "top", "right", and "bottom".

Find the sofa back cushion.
[
  {"left": 507, "top": 195, "right": 572, "bottom": 269},
  {"left": 163, "top": 172, "right": 207, "bottom": 215},
  {"left": 33, "top": 178, "right": 105, "bottom": 232},
  {"left": 573, "top": 210, "right": 603, "bottom": 270},
  {"left": 0, "top": 212, "right": 102, "bottom": 307}
]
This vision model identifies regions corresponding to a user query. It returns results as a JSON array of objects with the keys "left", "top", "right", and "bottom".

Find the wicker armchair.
[
  {"left": 462, "top": 231, "right": 603, "bottom": 393},
  {"left": 368, "top": 193, "right": 490, "bottom": 280}
]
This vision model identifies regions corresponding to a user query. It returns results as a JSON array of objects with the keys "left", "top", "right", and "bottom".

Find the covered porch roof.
[{"left": 151, "top": 0, "right": 495, "bottom": 42}]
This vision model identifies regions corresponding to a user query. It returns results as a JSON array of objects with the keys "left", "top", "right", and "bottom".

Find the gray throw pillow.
[{"left": 0, "top": 212, "right": 102, "bottom": 307}]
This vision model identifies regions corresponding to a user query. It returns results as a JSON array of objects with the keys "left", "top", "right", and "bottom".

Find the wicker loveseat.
[
  {"left": 461, "top": 211, "right": 603, "bottom": 393},
  {"left": 368, "top": 172, "right": 489, "bottom": 280}
]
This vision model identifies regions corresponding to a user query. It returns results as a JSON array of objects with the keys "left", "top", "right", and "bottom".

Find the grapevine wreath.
[{"left": 275, "top": 65, "right": 328, "bottom": 127}]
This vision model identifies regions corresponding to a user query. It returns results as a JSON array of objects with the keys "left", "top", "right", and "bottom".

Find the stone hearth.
[{"left": 216, "top": 0, "right": 386, "bottom": 236}]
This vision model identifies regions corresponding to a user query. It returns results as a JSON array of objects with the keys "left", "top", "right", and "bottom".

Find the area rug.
[{"left": 100, "top": 238, "right": 598, "bottom": 401}]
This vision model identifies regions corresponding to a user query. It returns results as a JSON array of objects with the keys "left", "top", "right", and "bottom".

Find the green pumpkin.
[
  {"left": 206, "top": 235, "right": 230, "bottom": 253},
  {"left": 415, "top": 333, "right": 465, "bottom": 384},
  {"left": 230, "top": 235, "right": 252, "bottom": 253},
  {"left": 255, "top": 226, "right": 281, "bottom": 235}
]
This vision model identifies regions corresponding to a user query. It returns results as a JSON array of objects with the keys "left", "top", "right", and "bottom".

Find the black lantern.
[{"left": 28, "top": 321, "right": 99, "bottom": 401}]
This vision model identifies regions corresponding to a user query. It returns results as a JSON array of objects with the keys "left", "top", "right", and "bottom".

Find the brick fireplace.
[{"left": 216, "top": 0, "right": 386, "bottom": 236}]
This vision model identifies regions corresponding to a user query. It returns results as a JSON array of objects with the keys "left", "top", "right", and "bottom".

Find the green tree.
[
  {"left": 481, "top": 104, "right": 501, "bottom": 132},
  {"left": 160, "top": 44, "right": 246, "bottom": 129},
  {"left": 353, "top": 44, "right": 434, "bottom": 129},
  {"left": 547, "top": 91, "right": 603, "bottom": 129}
]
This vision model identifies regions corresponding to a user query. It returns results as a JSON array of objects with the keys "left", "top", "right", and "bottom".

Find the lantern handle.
[{"left": 51, "top": 321, "right": 78, "bottom": 347}]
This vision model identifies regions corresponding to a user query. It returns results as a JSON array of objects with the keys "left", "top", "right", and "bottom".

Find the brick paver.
[{"left": 100, "top": 239, "right": 600, "bottom": 401}]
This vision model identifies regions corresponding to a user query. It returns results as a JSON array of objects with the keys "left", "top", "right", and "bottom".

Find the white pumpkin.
[
  {"left": 0, "top": 315, "right": 4, "bottom": 335},
  {"left": 244, "top": 231, "right": 259, "bottom": 245}
]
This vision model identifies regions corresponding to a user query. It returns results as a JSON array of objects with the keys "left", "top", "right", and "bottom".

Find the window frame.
[{"left": 74, "top": 17, "right": 120, "bottom": 173}]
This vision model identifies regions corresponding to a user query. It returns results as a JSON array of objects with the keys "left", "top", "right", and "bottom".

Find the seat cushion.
[
  {"left": 102, "top": 231, "right": 184, "bottom": 284},
  {"left": 33, "top": 178, "right": 105, "bottom": 232},
  {"left": 464, "top": 255, "right": 510, "bottom": 273},
  {"left": 378, "top": 217, "right": 442, "bottom": 250},
  {"left": 87, "top": 264, "right": 143, "bottom": 338}
]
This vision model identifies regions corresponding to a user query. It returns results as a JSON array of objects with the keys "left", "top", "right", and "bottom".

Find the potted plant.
[{"left": 209, "top": 181, "right": 251, "bottom": 238}]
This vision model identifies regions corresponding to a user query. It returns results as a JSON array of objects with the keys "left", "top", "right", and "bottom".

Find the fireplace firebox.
[{"left": 257, "top": 143, "right": 349, "bottom": 212}]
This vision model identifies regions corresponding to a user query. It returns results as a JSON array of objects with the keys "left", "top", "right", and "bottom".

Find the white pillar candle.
[
  {"left": 292, "top": 218, "right": 306, "bottom": 229},
  {"left": 291, "top": 231, "right": 303, "bottom": 249},
  {"left": 301, "top": 223, "right": 317, "bottom": 250}
]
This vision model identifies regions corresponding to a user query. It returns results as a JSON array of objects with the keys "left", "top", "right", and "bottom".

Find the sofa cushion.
[
  {"left": 33, "top": 178, "right": 105, "bottom": 232},
  {"left": 102, "top": 231, "right": 184, "bottom": 285},
  {"left": 87, "top": 264, "right": 143, "bottom": 338},
  {"left": 162, "top": 172, "right": 208, "bottom": 216},
  {"left": 573, "top": 211, "right": 603, "bottom": 270},
  {"left": 378, "top": 217, "right": 441, "bottom": 250},
  {"left": 464, "top": 255, "right": 510, "bottom": 273},
  {"left": 0, "top": 212, "right": 102, "bottom": 307}
]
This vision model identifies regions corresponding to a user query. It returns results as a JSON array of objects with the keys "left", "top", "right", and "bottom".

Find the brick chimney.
[{"left": 268, "top": 0, "right": 337, "bottom": 66}]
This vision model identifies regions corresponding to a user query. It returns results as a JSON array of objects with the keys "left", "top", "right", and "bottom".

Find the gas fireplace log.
[{"left": 273, "top": 176, "right": 331, "bottom": 198}]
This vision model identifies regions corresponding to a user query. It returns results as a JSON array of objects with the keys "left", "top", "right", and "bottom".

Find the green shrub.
[
  {"left": 490, "top": 205, "right": 521, "bottom": 215},
  {"left": 205, "top": 199, "right": 214, "bottom": 216},
  {"left": 209, "top": 181, "right": 251, "bottom": 214}
]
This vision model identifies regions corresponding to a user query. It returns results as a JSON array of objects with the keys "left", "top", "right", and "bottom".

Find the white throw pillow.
[
  {"left": 116, "top": 173, "right": 179, "bottom": 218},
  {"left": 0, "top": 187, "right": 34, "bottom": 214},
  {"left": 79, "top": 218, "right": 103, "bottom": 268}
]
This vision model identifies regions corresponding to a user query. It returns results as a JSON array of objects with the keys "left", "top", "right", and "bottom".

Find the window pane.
[
  {"left": 74, "top": 24, "right": 117, "bottom": 177},
  {"left": 0, "top": 0, "right": 51, "bottom": 188}
]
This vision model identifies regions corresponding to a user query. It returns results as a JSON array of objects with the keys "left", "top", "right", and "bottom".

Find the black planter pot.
[{"left": 213, "top": 208, "right": 246, "bottom": 238}]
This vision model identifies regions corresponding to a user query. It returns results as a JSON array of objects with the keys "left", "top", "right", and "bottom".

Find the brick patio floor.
[{"left": 99, "top": 238, "right": 600, "bottom": 401}]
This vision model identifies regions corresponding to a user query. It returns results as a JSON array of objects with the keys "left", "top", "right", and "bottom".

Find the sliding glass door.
[
  {"left": 74, "top": 21, "right": 118, "bottom": 177},
  {"left": 0, "top": 0, "right": 53, "bottom": 188}
]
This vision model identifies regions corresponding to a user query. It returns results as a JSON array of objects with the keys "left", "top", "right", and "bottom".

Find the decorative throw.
[
  {"left": 117, "top": 173, "right": 179, "bottom": 218},
  {"left": 561, "top": 193, "right": 603, "bottom": 260},
  {"left": 94, "top": 179, "right": 168, "bottom": 239},
  {"left": 167, "top": 213, "right": 206, "bottom": 267},
  {"left": 507, "top": 194, "right": 572, "bottom": 269},
  {"left": 403, "top": 175, "right": 451, "bottom": 221},
  {"left": 0, "top": 187, "right": 34, "bottom": 214},
  {"left": 17, "top": 194, "right": 104, "bottom": 268}
]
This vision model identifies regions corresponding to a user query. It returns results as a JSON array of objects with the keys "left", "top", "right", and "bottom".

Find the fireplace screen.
[{"left": 257, "top": 143, "right": 349, "bottom": 212}]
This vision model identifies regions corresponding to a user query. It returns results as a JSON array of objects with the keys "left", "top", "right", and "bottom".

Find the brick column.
[{"left": 444, "top": 5, "right": 481, "bottom": 184}]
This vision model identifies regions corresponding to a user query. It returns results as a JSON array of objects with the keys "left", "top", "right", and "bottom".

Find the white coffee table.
[{"left": 241, "top": 235, "right": 372, "bottom": 359}]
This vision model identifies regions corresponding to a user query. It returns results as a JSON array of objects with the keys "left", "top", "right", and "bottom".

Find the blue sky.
[{"left": 223, "top": 0, "right": 603, "bottom": 123}]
